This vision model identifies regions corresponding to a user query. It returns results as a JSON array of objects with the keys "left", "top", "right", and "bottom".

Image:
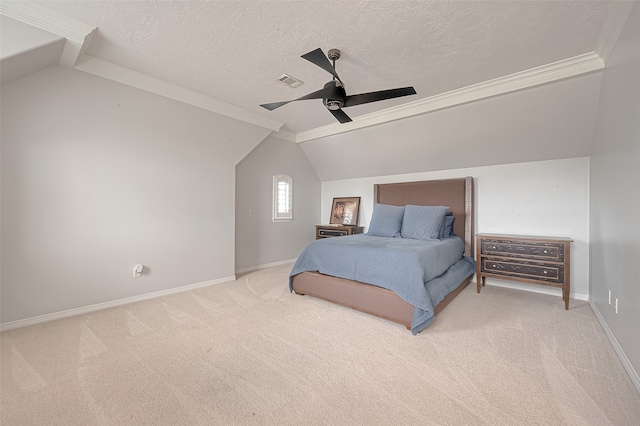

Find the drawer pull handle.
[
  {"left": 492, "top": 264, "right": 497, "bottom": 267},
  {"left": 544, "top": 250, "right": 548, "bottom": 254},
  {"left": 543, "top": 271, "right": 548, "bottom": 274}
]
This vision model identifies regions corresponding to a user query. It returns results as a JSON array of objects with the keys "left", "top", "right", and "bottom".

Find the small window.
[{"left": 273, "top": 174, "right": 293, "bottom": 222}]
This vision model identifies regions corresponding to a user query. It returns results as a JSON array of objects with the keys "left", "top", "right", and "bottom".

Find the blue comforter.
[{"left": 289, "top": 234, "right": 475, "bottom": 334}]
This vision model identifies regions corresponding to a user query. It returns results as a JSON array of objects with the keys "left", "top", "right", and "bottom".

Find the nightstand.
[
  {"left": 476, "top": 233, "right": 573, "bottom": 309},
  {"left": 315, "top": 225, "right": 364, "bottom": 239}
]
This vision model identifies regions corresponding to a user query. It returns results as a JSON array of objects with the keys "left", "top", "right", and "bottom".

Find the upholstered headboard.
[{"left": 373, "top": 177, "right": 474, "bottom": 257}]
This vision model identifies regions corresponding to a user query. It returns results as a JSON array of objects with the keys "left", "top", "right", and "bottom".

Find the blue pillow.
[
  {"left": 443, "top": 212, "right": 455, "bottom": 238},
  {"left": 401, "top": 205, "right": 448, "bottom": 240},
  {"left": 367, "top": 203, "right": 405, "bottom": 237}
]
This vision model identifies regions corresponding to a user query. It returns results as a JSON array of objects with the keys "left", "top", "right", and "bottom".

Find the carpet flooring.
[{"left": 2, "top": 263, "right": 639, "bottom": 425}]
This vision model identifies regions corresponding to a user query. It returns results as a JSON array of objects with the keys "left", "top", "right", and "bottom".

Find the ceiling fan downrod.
[
  {"left": 327, "top": 48, "right": 340, "bottom": 83},
  {"left": 324, "top": 49, "right": 344, "bottom": 110}
]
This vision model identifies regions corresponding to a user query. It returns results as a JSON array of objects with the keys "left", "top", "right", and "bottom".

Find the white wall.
[
  {"left": 322, "top": 158, "right": 590, "bottom": 300},
  {"left": 1, "top": 65, "right": 271, "bottom": 324},
  {"left": 589, "top": 2, "right": 640, "bottom": 381},
  {"left": 235, "top": 135, "right": 321, "bottom": 272}
]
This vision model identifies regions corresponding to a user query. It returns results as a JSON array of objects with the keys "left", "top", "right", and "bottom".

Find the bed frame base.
[{"left": 293, "top": 272, "right": 473, "bottom": 331}]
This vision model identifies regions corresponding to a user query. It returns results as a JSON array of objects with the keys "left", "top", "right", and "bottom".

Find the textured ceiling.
[{"left": 30, "top": 1, "right": 612, "bottom": 133}]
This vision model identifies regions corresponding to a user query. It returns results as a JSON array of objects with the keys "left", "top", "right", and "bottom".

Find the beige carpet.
[{"left": 1, "top": 263, "right": 639, "bottom": 425}]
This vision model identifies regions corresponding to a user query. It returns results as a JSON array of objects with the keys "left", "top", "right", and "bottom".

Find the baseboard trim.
[
  {"left": 236, "top": 258, "right": 297, "bottom": 275},
  {"left": 0, "top": 275, "right": 236, "bottom": 332},
  {"left": 483, "top": 280, "right": 589, "bottom": 301},
  {"left": 590, "top": 301, "right": 640, "bottom": 395}
]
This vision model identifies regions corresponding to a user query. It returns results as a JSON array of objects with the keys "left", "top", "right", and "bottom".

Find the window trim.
[{"left": 273, "top": 174, "right": 293, "bottom": 222}]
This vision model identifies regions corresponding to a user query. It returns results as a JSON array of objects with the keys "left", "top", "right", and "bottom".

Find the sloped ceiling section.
[
  {"left": 1, "top": 1, "right": 632, "bottom": 138},
  {"left": 302, "top": 71, "right": 603, "bottom": 181},
  {"left": 0, "top": 1, "right": 283, "bottom": 132},
  {"left": 0, "top": 15, "right": 64, "bottom": 84},
  {"left": 0, "top": 1, "right": 632, "bottom": 179}
]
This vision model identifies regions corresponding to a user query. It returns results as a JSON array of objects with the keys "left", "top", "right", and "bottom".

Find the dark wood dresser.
[
  {"left": 315, "top": 225, "right": 364, "bottom": 239},
  {"left": 475, "top": 233, "right": 573, "bottom": 309}
]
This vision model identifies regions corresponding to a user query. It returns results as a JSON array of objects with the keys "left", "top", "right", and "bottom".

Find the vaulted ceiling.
[{"left": 1, "top": 1, "right": 632, "bottom": 145}]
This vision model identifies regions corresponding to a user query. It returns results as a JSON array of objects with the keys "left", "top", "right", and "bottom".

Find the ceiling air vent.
[{"left": 277, "top": 73, "right": 304, "bottom": 88}]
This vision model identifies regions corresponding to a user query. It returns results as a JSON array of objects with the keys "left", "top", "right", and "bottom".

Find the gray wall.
[
  {"left": 1, "top": 65, "right": 271, "bottom": 324},
  {"left": 589, "top": 3, "right": 640, "bottom": 379},
  {"left": 235, "top": 135, "right": 320, "bottom": 272},
  {"left": 301, "top": 71, "right": 602, "bottom": 181}
]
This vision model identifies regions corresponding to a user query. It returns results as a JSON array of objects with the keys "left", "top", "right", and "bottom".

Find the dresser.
[
  {"left": 475, "top": 233, "right": 573, "bottom": 309},
  {"left": 315, "top": 225, "right": 364, "bottom": 239}
]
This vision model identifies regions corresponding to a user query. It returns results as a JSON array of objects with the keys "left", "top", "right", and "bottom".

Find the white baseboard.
[
  {"left": 0, "top": 275, "right": 236, "bottom": 332},
  {"left": 484, "top": 280, "right": 589, "bottom": 301},
  {"left": 235, "top": 258, "right": 296, "bottom": 275},
  {"left": 590, "top": 301, "right": 640, "bottom": 395}
]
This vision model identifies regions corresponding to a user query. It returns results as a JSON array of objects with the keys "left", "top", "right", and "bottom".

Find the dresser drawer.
[
  {"left": 481, "top": 257, "right": 565, "bottom": 284},
  {"left": 481, "top": 239, "right": 565, "bottom": 262},
  {"left": 476, "top": 233, "right": 572, "bottom": 309}
]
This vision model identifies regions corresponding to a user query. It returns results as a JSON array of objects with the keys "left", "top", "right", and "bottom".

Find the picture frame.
[{"left": 330, "top": 197, "right": 360, "bottom": 225}]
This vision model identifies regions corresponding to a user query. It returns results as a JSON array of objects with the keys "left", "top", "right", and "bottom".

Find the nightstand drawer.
[
  {"left": 481, "top": 239, "right": 565, "bottom": 262},
  {"left": 318, "top": 229, "right": 348, "bottom": 237},
  {"left": 315, "top": 225, "right": 364, "bottom": 239},
  {"left": 481, "top": 258, "right": 564, "bottom": 284}
]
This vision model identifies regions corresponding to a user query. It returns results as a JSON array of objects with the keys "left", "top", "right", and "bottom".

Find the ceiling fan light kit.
[
  {"left": 260, "top": 48, "right": 416, "bottom": 124},
  {"left": 322, "top": 81, "right": 345, "bottom": 110}
]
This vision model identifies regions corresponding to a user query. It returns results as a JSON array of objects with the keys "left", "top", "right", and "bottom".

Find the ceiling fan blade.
[
  {"left": 329, "top": 108, "right": 352, "bottom": 124},
  {"left": 260, "top": 86, "right": 336, "bottom": 111},
  {"left": 296, "top": 85, "right": 337, "bottom": 101},
  {"left": 344, "top": 87, "right": 416, "bottom": 108},
  {"left": 260, "top": 101, "right": 291, "bottom": 111},
  {"left": 301, "top": 48, "right": 342, "bottom": 82}
]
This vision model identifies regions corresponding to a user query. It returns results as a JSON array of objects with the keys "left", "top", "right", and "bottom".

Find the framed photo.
[{"left": 330, "top": 197, "right": 360, "bottom": 225}]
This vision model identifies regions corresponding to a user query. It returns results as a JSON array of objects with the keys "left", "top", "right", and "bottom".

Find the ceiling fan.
[{"left": 260, "top": 48, "right": 417, "bottom": 124}]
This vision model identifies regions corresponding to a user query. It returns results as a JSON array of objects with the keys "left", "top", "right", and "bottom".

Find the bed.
[{"left": 289, "top": 177, "right": 475, "bottom": 334}]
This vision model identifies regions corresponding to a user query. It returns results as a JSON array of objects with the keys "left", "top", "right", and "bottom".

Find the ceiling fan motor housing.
[{"left": 323, "top": 81, "right": 346, "bottom": 110}]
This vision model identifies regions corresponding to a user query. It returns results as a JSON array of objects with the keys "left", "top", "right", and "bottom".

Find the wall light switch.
[{"left": 133, "top": 264, "right": 143, "bottom": 278}]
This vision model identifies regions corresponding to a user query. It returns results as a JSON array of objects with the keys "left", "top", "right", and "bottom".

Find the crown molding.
[
  {"left": 595, "top": 1, "right": 634, "bottom": 64},
  {"left": 2, "top": 1, "right": 614, "bottom": 139},
  {"left": 270, "top": 128, "right": 297, "bottom": 142},
  {"left": 1, "top": 2, "right": 282, "bottom": 131},
  {"left": 0, "top": 1, "right": 96, "bottom": 67},
  {"left": 0, "top": 1, "right": 93, "bottom": 43},
  {"left": 75, "top": 55, "right": 284, "bottom": 132},
  {"left": 293, "top": 52, "right": 604, "bottom": 143}
]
